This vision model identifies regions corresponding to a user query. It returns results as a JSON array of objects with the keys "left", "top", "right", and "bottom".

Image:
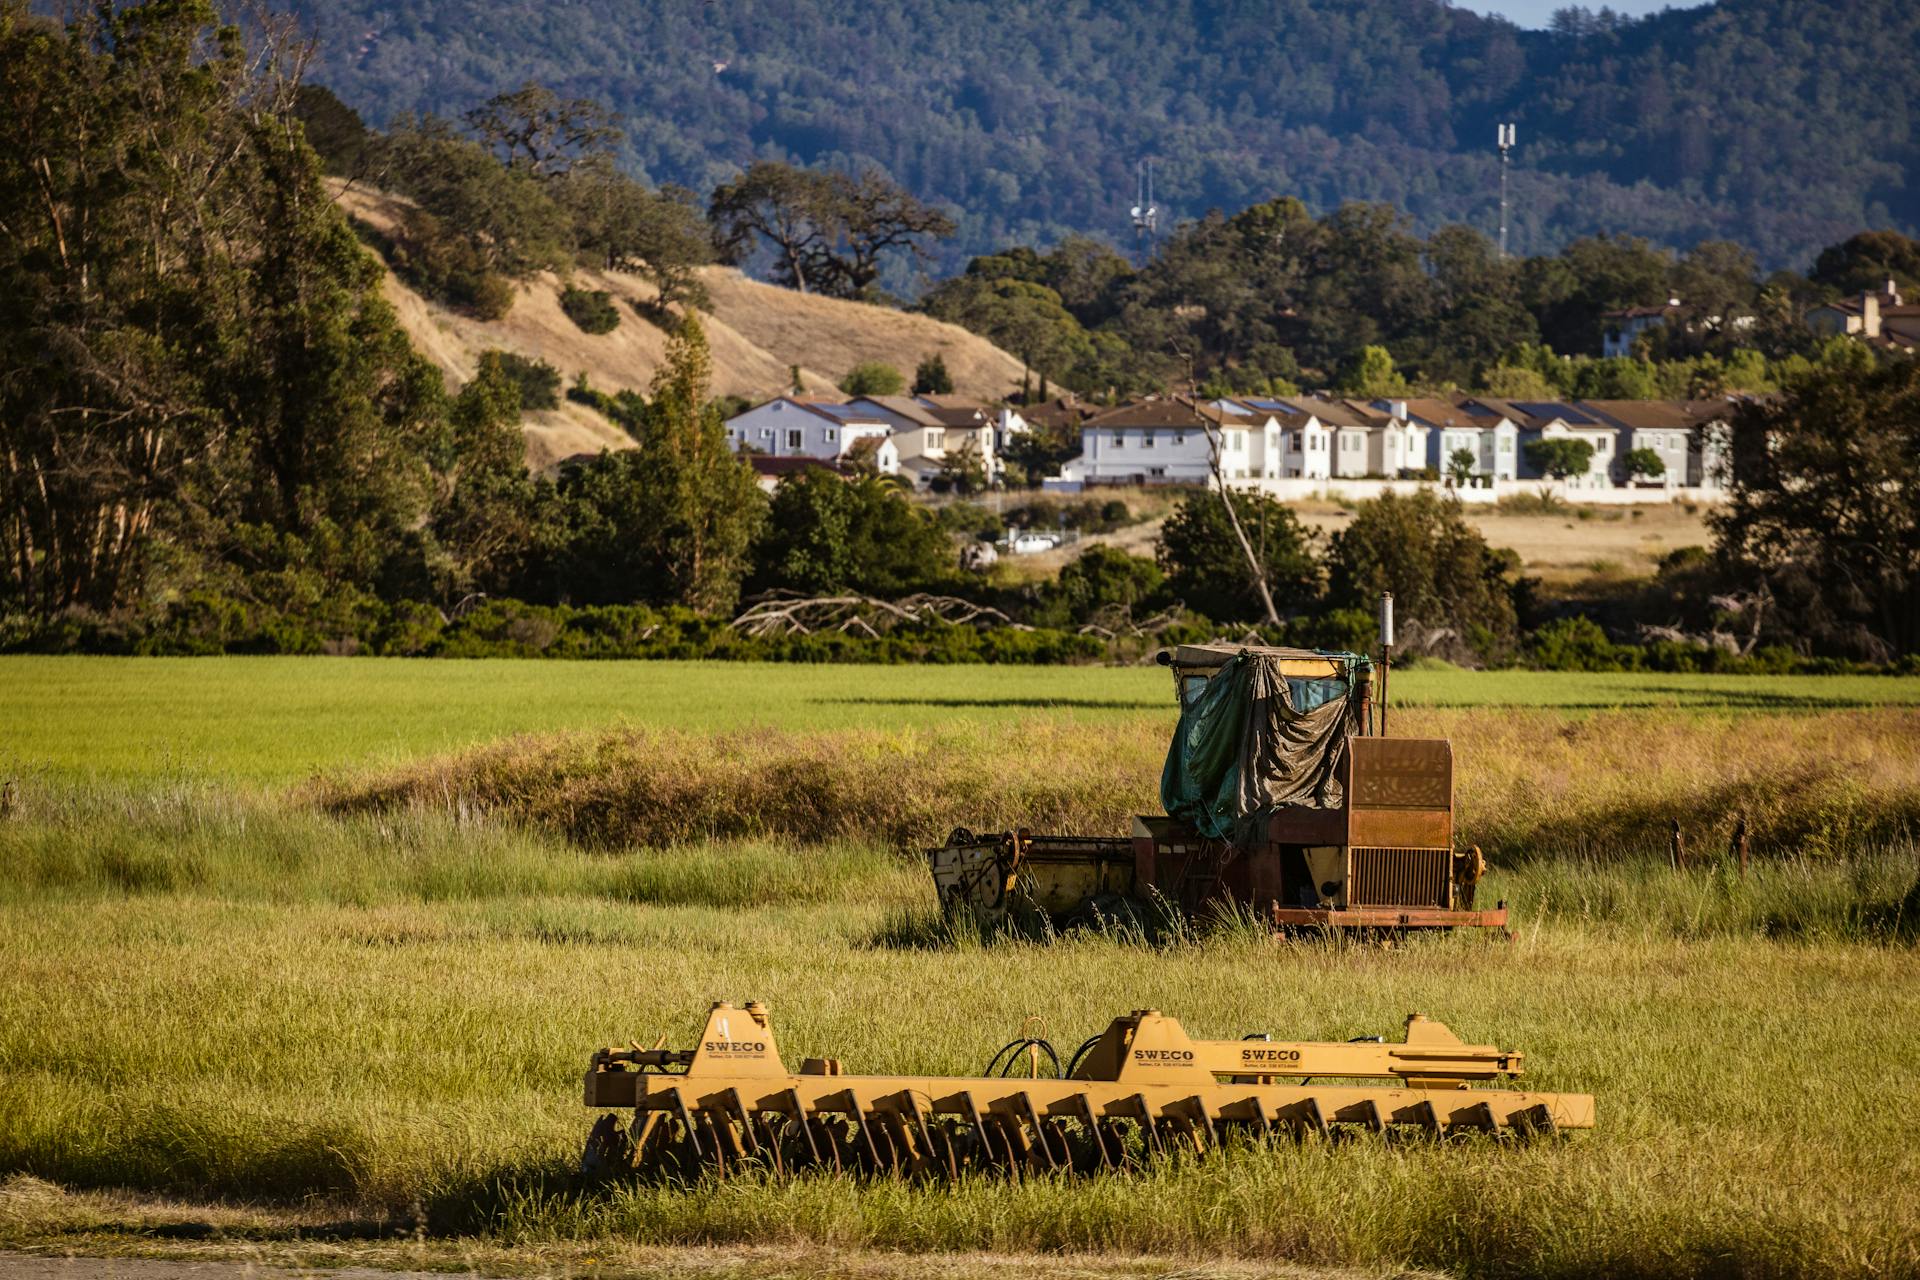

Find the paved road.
[{"left": 0, "top": 1259, "right": 459, "bottom": 1280}]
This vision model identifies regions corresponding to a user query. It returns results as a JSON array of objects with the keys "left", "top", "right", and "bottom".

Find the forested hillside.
[{"left": 280, "top": 0, "right": 1918, "bottom": 272}]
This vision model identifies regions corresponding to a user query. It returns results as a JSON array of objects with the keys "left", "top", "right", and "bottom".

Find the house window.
[
  {"left": 1500, "top": 437, "right": 1512, "bottom": 452},
  {"left": 1289, "top": 431, "right": 1301, "bottom": 449},
  {"left": 1112, "top": 432, "right": 1125, "bottom": 448},
  {"left": 825, "top": 429, "right": 837, "bottom": 442},
  {"left": 928, "top": 429, "right": 945, "bottom": 449},
  {"left": 760, "top": 428, "right": 772, "bottom": 439},
  {"left": 786, "top": 429, "right": 803, "bottom": 448},
  {"left": 1596, "top": 437, "right": 1609, "bottom": 454},
  {"left": 1172, "top": 432, "right": 1185, "bottom": 446},
  {"left": 1142, "top": 431, "right": 1156, "bottom": 449}
]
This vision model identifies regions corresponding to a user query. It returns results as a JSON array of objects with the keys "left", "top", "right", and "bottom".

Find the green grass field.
[
  {"left": 5, "top": 655, "right": 1919, "bottom": 781},
  {"left": 1, "top": 657, "right": 1917, "bottom": 1279}
]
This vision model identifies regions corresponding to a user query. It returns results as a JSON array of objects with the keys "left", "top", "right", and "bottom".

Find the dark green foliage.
[
  {"left": 1624, "top": 447, "right": 1665, "bottom": 481},
  {"left": 292, "top": 84, "right": 369, "bottom": 175},
  {"left": 1810, "top": 231, "right": 1920, "bottom": 296},
  {"left": 1325, "top": 489, "right": 1518, "bottom": 663},
  {"left": 912, "top": 353, "right": 954, "bottom": 395},
  {"left": 1447, "top": 449, "right": 1476, "bottom": 487},
  {"left": 560, "top": 287, "right": 620, "bottom": 334},
  {"left": 1525, "top": 437, "right": 1597, "bottom": 481},
  {"left": 932, "top": 445, "right": 989, "bottom": 497},
  {"left": 710, "top": 161, "right": 953, "bottom": 300},
  {"left": 1155, "top": 492, "right": 1320, "bottom": 624},
  {"left": 284, "top": 0, "right": 1920, "bottom": 273},
  {"left": 1712, "top": 359, "right": 1920, "bottom": 662},
  {"left": 0, "top": 0, "right": 451, "bottom": 617},
  {"left": 375, "top": 120, "right": 573, "bottom": 300},
  {"left": 839, "top": 362, "right": 905, "bottom": 396},
  {"left": 490, "top": 353, "right": 561, "bottom": 411},
  {"left": 566, "top": 374, "right": 646, "bottom": 435},
  {"left": 1050, "top": 545, "right": 1165, "bottom": 625},
  {"left": 750, "top": 469, "right": 951, "bottom": 597}
]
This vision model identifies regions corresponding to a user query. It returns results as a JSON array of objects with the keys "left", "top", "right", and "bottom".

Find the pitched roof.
[
  {"left": 796, "top": 400, "right": 891, "bottom": 425},
  {"left": 1394, "top": 398, "right": 1493, "bottom": 430},
  {"left": 1228, "top": 396, "right": 1318, "bottom": 426},
  {"left": 1083, "top": 398, "right": 1212, "bottom": 430},
  {"left": 1576, "top": 400, "right": 1698, "bottom": 431},
  {"left": 1022, "top": 395, "right": 1099, "bottom": 430},
  {"left": 1283, "top": 396, "right": 1372, "bottom": 428},
  {"left": 1337, "top": 399, "right": 1396, "bottom": 426},
  {"left": 922, "top": 406, "right": 990, "bottom": 428},
  {"left": 1577, "top": 400, "right": 1737, "bottom": 431},
  {"left": 849, "top": 395, "right": 943, "bottom": 427}
]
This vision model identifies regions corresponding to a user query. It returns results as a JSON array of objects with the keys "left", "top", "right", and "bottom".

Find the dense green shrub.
[
  {"left": 560, "top": 286, "right": 620, "bottom": 334},
  {"left": 491, "top": 353, "right": 562, "bottom": 411}
]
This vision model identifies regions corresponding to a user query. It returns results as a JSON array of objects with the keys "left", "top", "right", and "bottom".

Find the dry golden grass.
[
  {"left": 331, "top": 184, "right": 1026, "bottom": 469},
  {"left": 320, "top": 707, "right": 1920, "bottom": 862}
]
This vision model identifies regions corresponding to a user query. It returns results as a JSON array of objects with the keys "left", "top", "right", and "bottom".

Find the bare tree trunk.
[{"left": 1195, "top": 401, "right": 1281, "bottom": 627}]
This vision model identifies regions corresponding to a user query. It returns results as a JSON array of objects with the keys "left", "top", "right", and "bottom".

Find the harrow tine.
[
  {"left": 896, "top": 1091, "right": 940, "bottom": 1177},
  {"left": 1190, "top": 1098, "right": 1220, "bottom": 1153},
  {"left": 1515, "top": 1103, "right": 1559, "bottom": 1138},
  {"left": 697, "top": 1111, "right": 727, "bottom": 1178},
  {"left": 843, "top": 1098, "right": 884, "bottom": 1172},
  {"left": 1458, "top": 1100, "right": 1499, "bottom": 1135},
  {"left": 1129, "top": 1092, "right": 1165, "bottom": 1159},
  {"left": 1014, "top": 1092, "right": 1058, "bottom": 1171},
  {"left": 663, "top": 1087, "right": 702, "bottom": 1163},
  {"left": 1074, "top": 1092, "right": 1111, "bottom": 1170},
  {"left": 1410, "top": 1099, "right": 1443, "bottom": 1138},
  {"left": 786, "top": 1088, "right": 822, "bottom": 1165},
  {"left": 808, "top": 1115, "right": 844, "bottom": 1173},
  {"left": 754, "top": 1111, "right": 786, "bottom": 1175},
  {"left": 957, "top": 1089, "right": 993, "bottom": 1162},
  {"left": 723, "top": 1088, "right": 759, "bottom": 1155},
  {"left": 1356, "top": 1098, "right": 1388, "bottom": 1135},
  {"left": 1284, "top": 1096, "right": 1330, "bottom": 1141}
]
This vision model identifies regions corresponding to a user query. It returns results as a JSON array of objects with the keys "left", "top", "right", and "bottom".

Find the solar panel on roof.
[
  {"left": 1245, "top": 398, "right": 1291, "bottom": 411},
  {"left": 1209, "top": 399, "right": 1252, "bottom": 416}
]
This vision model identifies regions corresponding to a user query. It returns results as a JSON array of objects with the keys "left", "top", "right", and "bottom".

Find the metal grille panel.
[{"left": 1348, "top": 847, "right": 1452, "bottom": 909}]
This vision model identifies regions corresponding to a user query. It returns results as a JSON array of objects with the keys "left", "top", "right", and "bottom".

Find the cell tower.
[
  {"left": 1130, "top": 160, "right": 1159, "bottom": 265},
  {"left": 1496, "top": 122, "right": 1516, "bottom": 258}
]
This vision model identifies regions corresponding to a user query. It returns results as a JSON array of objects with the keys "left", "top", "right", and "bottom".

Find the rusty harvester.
[
  {"left": 930, "top": 594, "right": 1506, "bottom": 932},
  {"left": 581, "top": 1000, "right": 1594, "bottom": 1179}
]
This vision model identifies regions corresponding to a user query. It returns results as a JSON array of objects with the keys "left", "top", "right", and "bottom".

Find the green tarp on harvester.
[{"left": 1158, "top": 651, "right": 1361, "bottom": 842}]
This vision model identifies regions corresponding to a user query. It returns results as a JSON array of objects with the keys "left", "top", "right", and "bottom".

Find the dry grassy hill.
[{"left": 332, "top": 185, "right": 1028, "bottom": 469}]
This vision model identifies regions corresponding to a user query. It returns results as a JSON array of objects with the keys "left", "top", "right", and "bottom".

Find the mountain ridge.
[{"left": 285, "top": 0, "right": 1918, "bottom": 274}]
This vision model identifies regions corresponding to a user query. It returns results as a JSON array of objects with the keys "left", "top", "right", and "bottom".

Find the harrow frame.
[{"left": 582, "top": 1002, "right": 1593, "bottom": 1179}]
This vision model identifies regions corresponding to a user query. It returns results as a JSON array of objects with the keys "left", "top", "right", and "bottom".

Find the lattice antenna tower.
[
  {"left": 1497, "top": 123, "right": 1516, "bottom": 258},
  {"left": 1130, "top": 159, "right": 1159, "bottom": 266}
]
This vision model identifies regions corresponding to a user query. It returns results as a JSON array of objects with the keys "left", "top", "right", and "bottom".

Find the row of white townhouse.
[
  {"left": 1057, "top": 395, "right": 1731, "bottom": 492},
  {"left": 722, "top": 393, "right": 1026, "bottom": 487}
]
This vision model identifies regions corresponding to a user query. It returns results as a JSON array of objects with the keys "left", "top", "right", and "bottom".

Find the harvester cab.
[{"left": 929, "top": 595, "right": 1506, "bottom": 933}]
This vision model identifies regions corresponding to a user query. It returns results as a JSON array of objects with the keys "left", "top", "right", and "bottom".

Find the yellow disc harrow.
[{"left": 581, "top": 1001, "right": 1593, "bottom": 1179}]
